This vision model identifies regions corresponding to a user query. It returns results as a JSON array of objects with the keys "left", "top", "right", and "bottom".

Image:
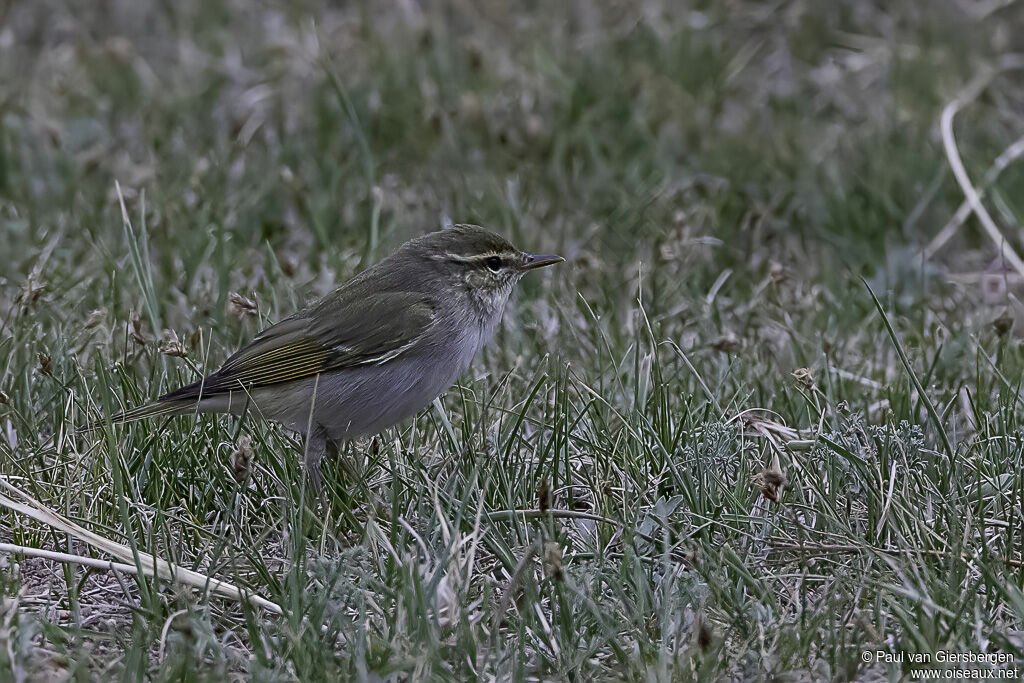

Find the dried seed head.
[
  {"left": 129, "top": 311, "right": 147, "bottom": 345},
  {"left": 543, "top": 541, "right": 563, "bottom": 582},
  {"left": 278, "top": 253, "right": 298, "bottom": 278},
  {"left": 37, "top": 353, "right": 52, "bottom": 377},
  {"left": 427, "top": 111, "right": 443, "bottom": 135},
  {"left": 418, "top": 27, "right": 433, "bottom": 50},
  {"left": 537, "top": 478, "right": 551, "bottom": 513},
  {"left": 466, "top": 44, "right": 483, "bottom": 71},
  {"left": 16, "top": 274, "right": 46, "bottom": 311},
  {"left": 226, "top": 292, "right": 257, "bottom": 319},
  {"left": 994, "top": 312, "right": 1014, "bottom": 338},
  {"left": 752, "top": 464, "right": 788, "bottom": 503},
  {"left": 659, "top": 240, "right": 679, "bottom": 262},
  {"left": 711, "top": 333, "right": 740, "bottom": 354},
  {"left": 158, "top": 330, "right": 188, "bottom": 358},
  {"left": 983, "top": 273, "right": 1007, "bottom": 303},
  {"left": 791, "top": 367, "right": 814, "bottom": 389},
  {"left": 230, "top": 436, "right": 254, "bottom": 483},
  {"left": 696, "top": 613, "right": 712, "bottom": 652},
  {"left": 84, "top": 308, "right": 107, "bottom": 330},
  {"left": 170, "top": 614, "right": 194, "bottom": 636},
  {"left": 673, "top": 545, "right": 698, "bottom": 567}
]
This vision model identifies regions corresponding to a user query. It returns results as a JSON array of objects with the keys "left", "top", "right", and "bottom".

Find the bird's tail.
[{"left": 77, "top": 399, "right": 192, "bottom": 434}]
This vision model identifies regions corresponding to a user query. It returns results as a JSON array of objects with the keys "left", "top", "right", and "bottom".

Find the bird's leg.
[
  {"left": 302, "top": 426, "right": 328, "bottom": 494},
  {"left": 319, "top": 438, "right": 343, "bottom": 495},
  {"left": 325, "top": 438, "right": 341, "bottom": 462}
]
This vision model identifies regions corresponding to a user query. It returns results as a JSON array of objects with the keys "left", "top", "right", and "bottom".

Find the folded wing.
[{"left": 159, "top": 291, "right": 436, "bottom": 402}]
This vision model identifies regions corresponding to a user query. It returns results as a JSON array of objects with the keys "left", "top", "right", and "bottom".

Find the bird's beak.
[{"left": 520, "top": 253, "right": 565, "bottom": 271}]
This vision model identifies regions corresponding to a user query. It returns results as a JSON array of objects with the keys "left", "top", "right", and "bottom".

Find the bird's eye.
[{"left": 484, "top": 256, "right": 503, "bottom": 272}]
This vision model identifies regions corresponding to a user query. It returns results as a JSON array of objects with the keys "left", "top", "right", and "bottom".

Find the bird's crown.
[{"left": 407, "top": 224, "right": 519, "bottom": 261}]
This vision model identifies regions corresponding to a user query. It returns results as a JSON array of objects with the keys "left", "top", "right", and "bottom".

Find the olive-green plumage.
[{"left": 85, "top": 224, "right": 563, "bottom": 488}]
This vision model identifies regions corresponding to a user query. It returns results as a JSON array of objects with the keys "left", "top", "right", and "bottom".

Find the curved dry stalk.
[
  {"left": 937, "top": 54, "right": 1024, "bottom": 278},
  {"left": 0, "top": 543, "right": 141, "bottom": 574},
  {"left": 926, "top": 133, "right": 1024, "bottom": 258},
  {"left": 0, "top": 477, "right": 283, "bottom": 615}
]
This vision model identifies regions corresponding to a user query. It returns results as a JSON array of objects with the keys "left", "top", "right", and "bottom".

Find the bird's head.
[{"left": 405, "top": 224, "right": 563, "bottom": 318}]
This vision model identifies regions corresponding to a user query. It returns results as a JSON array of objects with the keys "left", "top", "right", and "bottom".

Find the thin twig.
[{"left": 0, "top": 543, "right": 142, "bottom": 574}]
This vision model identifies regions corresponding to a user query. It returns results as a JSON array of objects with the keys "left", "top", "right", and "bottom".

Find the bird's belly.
[
  {"left": 217, "top": 329, "right": 480, "bottom": 440},
  {"left": 313, "top": 357, "right": 465, "bottom": 440}
]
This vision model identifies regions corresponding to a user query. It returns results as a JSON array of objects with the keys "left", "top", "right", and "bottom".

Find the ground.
[{"left": 2, "top": 0, "right": 1024, "bottom": 680}]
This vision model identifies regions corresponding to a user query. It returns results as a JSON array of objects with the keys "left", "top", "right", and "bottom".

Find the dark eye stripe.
[{"left": 443, "top": 252, "right": 511, "bottom": 270}]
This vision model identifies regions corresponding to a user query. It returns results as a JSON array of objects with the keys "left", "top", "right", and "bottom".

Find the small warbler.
[{"left": 86, "top": 224, "right": 563, "bottom": 487}]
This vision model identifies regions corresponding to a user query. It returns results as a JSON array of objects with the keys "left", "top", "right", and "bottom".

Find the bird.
[{"left": 83, "top": 224, "right": 564, "bottom": 488}]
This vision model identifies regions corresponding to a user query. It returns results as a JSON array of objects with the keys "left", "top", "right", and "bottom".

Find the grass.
[{"left": 3, "top": 0, "right": 1024, "bottom": 679}]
